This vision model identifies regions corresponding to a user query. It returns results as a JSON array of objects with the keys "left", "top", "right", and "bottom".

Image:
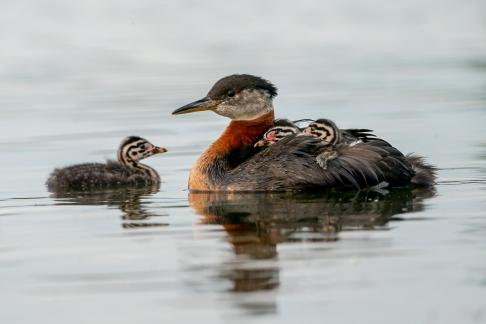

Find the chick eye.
[{"left": 227, "top": 89, "right": 235, "bottom": 97}]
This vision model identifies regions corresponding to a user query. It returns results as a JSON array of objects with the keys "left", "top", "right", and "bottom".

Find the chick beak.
[
  {"left": 152, "top": 147, "right": 167, "bottom": 154},
  {"left": 303, "top": 127, "right": 313, "bottom": 135},
  {"left": 172, "top": 96, "right": 221, "bottom": 115},
  {"left": 254, "top": 139, "right": 269, "bottom": 147}
]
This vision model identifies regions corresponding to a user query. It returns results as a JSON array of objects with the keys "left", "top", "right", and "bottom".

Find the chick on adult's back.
[{"left": 47, "top": 136, "right": 167, "bottom": 191}]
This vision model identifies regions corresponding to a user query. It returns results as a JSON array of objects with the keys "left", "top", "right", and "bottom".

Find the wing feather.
[{"left": 222, "top": 135, "right": 415, "bottom": 191}]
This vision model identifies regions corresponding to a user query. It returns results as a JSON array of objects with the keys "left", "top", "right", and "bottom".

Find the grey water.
[{"left": 1, "top": 0, "right": 486, "bottom": 323}]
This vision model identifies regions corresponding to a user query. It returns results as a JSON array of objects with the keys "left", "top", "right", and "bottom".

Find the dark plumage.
[
  {"left": 272, "top": 118, "right": 298, "bottom": 128},
  {"left": 341, "top": 128, "right": 377, "bottom": 143},
  {"left": 47, "top": 136, "right": 167, "bottom": 191},
  {"left": 304, "top": 119, "right": 436, "bottom": 187},
  {"left": 406, "top": 154, "right": 438, "bottom": 187},
  {"left": 220, "top": 135, "right": 415, "bottom": 191}
]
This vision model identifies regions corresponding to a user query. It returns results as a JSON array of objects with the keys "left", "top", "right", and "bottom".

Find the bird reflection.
[
  {"left": 189, "top": 188, "right": 435, "bottom": 294},
  {"left": 49, "top": 185, "right": 168, "bottom": 229}
]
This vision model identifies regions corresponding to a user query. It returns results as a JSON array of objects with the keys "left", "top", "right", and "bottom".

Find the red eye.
[{"left": 266, "top": 131, "right": 277, "bottom": 141}]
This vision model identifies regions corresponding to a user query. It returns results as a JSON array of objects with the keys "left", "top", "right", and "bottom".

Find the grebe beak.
[
  {"left": 253, "top": 139, "right": 270, "bottom": 147},
  {"left": 172, "top": 96, "right": 221, "bottom": 115},
  {"left": 303, "top": 127, "right": 313, "bottom": 135},
  {"left": 153, "top": 147, "right": 168, "bottom": 154}
]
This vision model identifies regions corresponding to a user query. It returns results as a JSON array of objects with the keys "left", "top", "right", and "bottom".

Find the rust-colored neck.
[
  {"left": 208, "top": 111, "right": 275, "bottom": 156},
  {"left": 189, "top": 111, "right": 275, "bottom": 191}
]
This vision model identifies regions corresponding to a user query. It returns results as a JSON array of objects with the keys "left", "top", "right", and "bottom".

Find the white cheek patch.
[{"left": 216, "top": 89, "right": 274, "bottom": 120}]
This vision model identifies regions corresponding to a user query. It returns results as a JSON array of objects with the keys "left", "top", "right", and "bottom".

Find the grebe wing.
[
  {"left": 341, "top": 128, "right": 377, "bottom": 143},
  {"left": 329, "top": 140, "right": 415, "bottom": 188},
  {"left": 224, "top": 136, "right": 360, "bottom": 191},
  {"left": 223, "top": 136, "right": 414, "bottom": 191}
]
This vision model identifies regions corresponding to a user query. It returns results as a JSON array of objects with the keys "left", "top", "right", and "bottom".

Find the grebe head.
[
  {"left": 172, "top": 74, "right": 277, "bottom": 120},
  {"left": 303, "top": 119, "right": 341, "bottom": 146},
  {"left": 254, "top": 119, "right": 301, "bottom": 147},
  {"left": 117, "top": 136, "right": 167, "bottom": 166}
]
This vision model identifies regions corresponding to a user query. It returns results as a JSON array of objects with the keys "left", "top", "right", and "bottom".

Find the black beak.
[{"left": 172, "top": 96, "right": 221, "bottom": 115}]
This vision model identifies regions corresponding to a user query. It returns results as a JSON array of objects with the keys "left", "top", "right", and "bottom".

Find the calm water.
[{"left": 1, "top": 0, "right": 486, "bottom": 323}]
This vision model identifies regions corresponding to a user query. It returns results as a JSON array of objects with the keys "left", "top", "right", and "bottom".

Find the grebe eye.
[
  {"left": 227, "top": 89, "right": 235, "bottom": 97},
  {"left": 131, "top": 151, "right": 137, "bottom": 156}
]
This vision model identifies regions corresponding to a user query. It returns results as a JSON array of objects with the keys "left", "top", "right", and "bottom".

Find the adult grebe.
[
  {"left": 47, "top": 136, "right": 167, "bottom": 190},
  {"left": 173, "top": 74, "right": 436, "bottom": 191}
]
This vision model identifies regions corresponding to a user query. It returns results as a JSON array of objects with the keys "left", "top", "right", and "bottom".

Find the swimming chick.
[{"left": 47, "top": 136, "right": 167, "bottom": 191}]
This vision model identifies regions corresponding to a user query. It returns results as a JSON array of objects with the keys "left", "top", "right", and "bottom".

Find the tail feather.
[{"left": 406, "top": 154, "right": 437, "bottom": 187}]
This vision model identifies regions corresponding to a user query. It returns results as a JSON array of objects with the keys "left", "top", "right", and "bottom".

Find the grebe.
[
  {"left": 255, "top": 118, "right": 376, "bottom": 148},
  {"left": 295, "top": 118, "right": 377, "bottom": 144},
  {"left": 305, "top": 118, "right": 437, "bottom": 187},
  {"left": 254, "top": 119, "right": 301, "bottom": 147},
  {"left": 254, "top": 118, "right": 374, "bottom": 172},
  {"left": 47, "top": 136, "right": 167, "bottom": 190},
  {"left": 303, "top": 118, "right": 342, "bottom": 169},
  {"left": 173, "top": 74, "right": 436, "bottom": 191},
  {"left": 304, "top": 119, "right": 341, "bottom": 145}
]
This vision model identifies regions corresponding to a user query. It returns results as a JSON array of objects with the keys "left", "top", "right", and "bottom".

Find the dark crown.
[
  {"left": 314, "top": 119, "right": 339, "bottom": 129},
  {"left": 120, "top": 136, "right": 145, "bottom": 147},
  {"left": 273, "top": 118, "right": 299, "bottom": 128},
  {"left": 207, "top": 74, "right": 278, "bottom": 100}
]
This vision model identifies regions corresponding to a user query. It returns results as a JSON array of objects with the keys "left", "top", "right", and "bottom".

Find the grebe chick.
[
  {"left": 294, "top": 118, "right": 376, "bottom": 144},
  {"left": 304, "top": 119, "right": 341, "bottom": 145},
  {"left": 303, "top": 119, "right": 341, "bottom": 169},
  {"left": 173, "top": 74, "right": 436, "bottom": 191},
  {"left": 47, "top": 136, "right": 167, "bottom": 191},
  {"left": 302, "top": 118, "right": 436, "bottom": 186},
  {"left": 254, "top": 119, "right": 301, "bottom": 147}
]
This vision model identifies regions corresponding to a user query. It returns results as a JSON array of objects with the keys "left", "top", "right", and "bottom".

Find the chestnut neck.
[
  {"left": 190, "top": 111, "right": 275, "bottom": 191},
  {"left": 208, "top": 111, "right": 275, "bottom": 156}
]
